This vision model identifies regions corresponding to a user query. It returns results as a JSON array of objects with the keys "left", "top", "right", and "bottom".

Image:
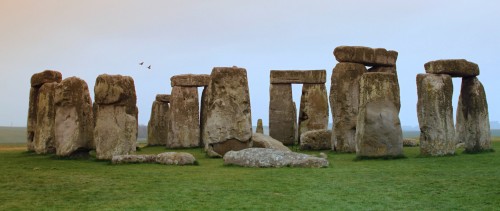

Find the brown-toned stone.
[
  {"left": 298, "top": 84, "right": 329, "bottom": 142},
  {"left": 167, "top": 86, "right": 200, "bottom": 148},
  {"left": 147, "top": 97, "right": 170, "bottom": 146},
  {"left": 251, "top": 133, "right": 291, "bottom": 152},
  {"left": 94, "top": 74, "right": 137, "bottom": 117},
  {"left": 334, "top": 46, "right": 398, "bottom": 67},
  {"left": 170, "top": 74, "right": 210, "bottom": 87},
  {"left": 33, "top": 82, "right": 58, "bottom": 154},
  {"left": 27, "top": 87, "right": 38, "bottom": 151},
  {"left": 199, "top": 87, "right": 209, "bottom": 147},
  {"left": 269, "top": 84, "right": 296, "bottom": 145},
  {"left": 30, "top": 70, "right": 62, "bottom": 87},
  {"left": 256, "top": 119, "right": 264, "bottom": 134},
  {"left": 424, "top": 59, "right": 479, "bottom": 77},
  {"left": 270, "top": 70, "right": 326, "bottom": 84},
  {"left": 155, "top": 94, "right": 171, "bottom": 103},
  {"left": 299, "top": 129, "right": 332, "bottom": 150}
]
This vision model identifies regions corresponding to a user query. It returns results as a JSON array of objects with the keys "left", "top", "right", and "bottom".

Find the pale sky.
[{"left": 0, "top": 0, "right": 499, "bottom": 127}]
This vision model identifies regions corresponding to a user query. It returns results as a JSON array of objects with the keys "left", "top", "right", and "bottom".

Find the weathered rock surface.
[
  {"left": 155, "top": 94, "right": 171, "bottom": 103},
  {"left": 403, "top": 138, "right": 419, "bottom": 147},
  {"left": 270, "top": 70, "right": 326, "bottom": 84},
  {"left": 256, "top": 119, "right": 264, "bottom": 134},
  {"left": 203, "top": 67, "right": 253, "bottom": 157},
  {"left": 94, "top": 74, "right": 138, "bottom": 118},
  {"left": 416, "top": 74, "right": 456, "bottom": 156},
  {"left": 168, "top": 86, "right": 200, "bottom": 148},
  {"left": 54, "top": 77, "right": 94, "bottom": 156},
  {"left": 199, "top": 87, "right": 209, "bottom": 147},
  {"left": 356, "top": 73, "right": 403, "bottom": 157},
  {"left": 147, "top": 95, "right": 170, "bottom": 146},
  {"left": 333, "top": 46, "right": 398, "bottom": 67},
  {"left": 251, "top": 133, "right": 291, "bottom": 152},
  {"left": 30, "top": 70, "right": 62, "bottom": 87},
  {"left": 223, "top": 148, "right": 328, "bottom": 168},
  {"left": 298, "top": 84, "right": 329, "bottom": 142},
  {"left": 111, "top": 154, "right": 157, "bottom": 164},
  {"left": 299, "top": 129, "right": 332, "bottom": 150},
  {"left": 269, "top": 83, "right": 296, "bottom": 145},
  {"left": 424, "top": 59, "right": 479, "bottom": 77},
  {"left": 368, "top": 66, "right": 397, "bottom": 75},
  {"left": 170, "top": 74, "right": 210, "bottom": 87},
  {"left": 456, "top": 77, "right": 491, "bottom": 153},
  {"left": 156, "top": 152, "right": 197, "bottom": 165},
  {"left": 330, "top": 62, "right": 365, "bottom": 152},
  {"left": 33, "top": 83, "right": 58, "bottom": 154}
]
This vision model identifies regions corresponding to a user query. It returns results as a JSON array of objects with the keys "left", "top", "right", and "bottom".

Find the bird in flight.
[
  {"left": 147, "top": 65, "right": 151, "bottom": 69},
  {"left": 139, "top": 62, "right": 144, "bottom": 65}
]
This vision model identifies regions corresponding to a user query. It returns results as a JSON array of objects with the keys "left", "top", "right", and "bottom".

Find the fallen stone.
[
  {"left": 416, "top": 74, "right": 456, "bottom": 156},
  {"left": 424, "top": 59, "right": 479, "bottom": 77},
  {"left": 155, "top": 94, "right": 171, "bottom": 103},
  {"left": 33, "top": 82, "right": 58, "bottom": 154},
  {"left": 330, "top": 62, "right": 365, "bottom": 152},
  {"left": 270, "top": 70, "right": 326, "bottom": 84},
  {"left": 333, "top": 46, "right": 398, "bottom": 67},
  {"left": 54, "top": 77, "right": 94, "bottom": 156},
  {"left": 256, "top": 119, "right": 264, "bottom": 134},
  {"left": 251, "top": 133, "right": 291, "bottom": 152},
  {"left": 269, "top": 83, "right": 296, "bottom": 145},
  {"left": 156, "top": 152, "right": 197, "bottom": 165},
  {"left": 202, "top": 67, "right": 253, "bottom": 157},
  {"left": 299, "top": 129, "right": 332, "bottom": 150},
  {"left": 170, "top": 74, "right": 210, "bottom": 87},
  {"left": 30, "top": 70, "right": 62, "bottom": 87},
  {"left": 456, "top": 77, "right": 491, "bottom": 153},
  {"left": 223, "top": 148, "right": 328, "bottom": 168},
  {"left": 403, "top": 138, "right": 419, "bottom": 147},
  {"left": 356, "top": 73, "right": 403, "bottom": 158},
  {"left": 298, "top": 84, "right": 329, "bottom": 142},
  {"left": 147, "top": 96, "right": 170, "bottom": 146},
  {"left": 167, "top": 86, "right": 200, "bottom": 148},
  {"left": 111, "top": 154, "right": 157, "bottom": 164}
]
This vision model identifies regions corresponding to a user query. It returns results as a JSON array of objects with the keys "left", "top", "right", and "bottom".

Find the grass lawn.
[{"left": 0, "top": 139, "right": 499, "bottom": 210}]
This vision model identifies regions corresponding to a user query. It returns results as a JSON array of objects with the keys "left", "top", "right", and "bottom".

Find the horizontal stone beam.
[
  {"left": 171, "top": 74, "right": 210, "bottom": 87},
  {"left": 270, "top": 70, "right": 326, "bottom": 84},
  {"left": 424, "top": 59, "right": 479, "bottom": 77},
  {"left": 155, "top": 94, "right": 171, "bottom": 103},
  {"left": 333, "top": 46, "right": 398, "bottom": 67}
]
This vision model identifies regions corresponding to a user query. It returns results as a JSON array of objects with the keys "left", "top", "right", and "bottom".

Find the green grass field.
[{"left": 0, "top": 138, "right": 499, "bottom": 210}]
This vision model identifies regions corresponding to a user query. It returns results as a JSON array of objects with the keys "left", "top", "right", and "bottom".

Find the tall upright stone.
[
  {"left": 330, "top": 62, "right": 366, "bottom": 152},
  {"left": 269, "top": 83, "right": 296, "bottom": 145},
  {"left": 456, "top": 77, "right": 491, "bottom": 153},
  {"left": 298, "top": 84, "right": 329, "bottom": 142},
  {"left": 147, "top": 94, "right": 170, "bottom": 146},
  {"left": 256, "top": 119, "right": 264, "bottom": 134},
  {"left": 54, "top": 77, "right": 94, "bottom": 156},
  {"left": 416, "top": 74, "right": 456, "bottom": 156},
  {"left": 33, "top": 82, "right": 58, "bottom": 154},
  {"left": 200, "top": 87, "right": 209, "bottom": 147},
  {"left": 168, "top": 86, "right": 200, "bottom": 148},
  {"left": 356, "top": 73, "right": 403, "bottom": 158},
  {"left": 203, "top": 67, "right": 252, "bottom": 157},
  {"left": 94, "top": 74, "right": 137, "bottom": 160}
]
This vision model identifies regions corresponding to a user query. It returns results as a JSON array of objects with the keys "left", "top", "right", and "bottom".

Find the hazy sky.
[{"left": 1, "top": 0, "right": 499, "bottom": 127}]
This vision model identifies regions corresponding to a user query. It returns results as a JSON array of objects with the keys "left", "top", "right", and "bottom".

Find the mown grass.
[{"left": 0, "top": 138, "right": 499, "bottom": 210}]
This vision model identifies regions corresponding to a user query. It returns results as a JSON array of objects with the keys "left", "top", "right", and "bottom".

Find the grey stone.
[
  {"left": 299, "top": 129, "right": 332, "bottom": 150},
  {"left": 298, "top": 84, "right": 329, "bottom": 142},
  {"left": 269, "top": 83, "right": 296, "bottom": 145},
  {"left": 403, "top": 138, "right": 419, "bottom": 147},
  {"left": 416, "top": 73, "right": 456, "bottom": 156},
  {"left": 456, "top": 77, "right": 491, "bottom": 152},
  {"left": 256, "top": 119, "right": 264, "bottom": 134},
  {"left": 330, "top": 62, "right": 366, "bottom": 152},
  {"left": 147, "top": 96, "right": 170, "bottom": 146},
  {"left": 111, "top": 154, "right": 157, "bottom": 164},
  {"left": 270, "top": 70, "right": 326, "bottom": 84},
  {"left": 33, "top": 82, "right": 57, "bottom": 154},
  {"left": 251, "top": 133, "right": 291, "bottom": 152},
  {"left": 156, "top": 152, "right": 197, "bottom": 165},
  {"left": 223, "top": 148, "right": 328, "bottom": 168},
  {"left": 94, "top": 74, "right": 138, "bottom": 119},
  {"left": 170, "top": 74, "right": 210, "bottom": 87},
  {"left": 424, "top": 59, "right": 479, "bottom": 77},
  {"left": 333, "top": 46, "right": 398, "bottom": 67},
  {"left": 167, "top": 86, "right": 200, "bottom": 148},
  {"left": 199, "top": 87, "right": 209, "bottom": 147},
  {"left": 356, "top": 73, "right": 403, "bottom": 158}
]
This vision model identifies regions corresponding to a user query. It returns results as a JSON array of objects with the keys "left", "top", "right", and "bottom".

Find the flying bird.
[
  {"left": 139, "top": 62, "right": 144, "bottom": 65},
  {"left": 147, "top": 65, "right": 151, "bottom": 69}
]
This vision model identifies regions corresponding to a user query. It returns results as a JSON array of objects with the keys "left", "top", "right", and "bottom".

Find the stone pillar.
[
  {"left": 33, "top": 82, "right": 58, "bottom": 154},
  {"left": 356, "top": 73, "right": 403, "bottom": 158},
  {"left": 203, "top": 67, "right": 252, "bottom": 157},
  {"left": 456, "top": 77, "right": 491, "bottom": 153},
  {"left": 269, "top": 83, "right": 296, "bottom": 145},
  {"left": 298, "top": 83, "right": 329, "bottom": 142},
  {"left": 200, "top": 86, "right": 209, "bottom": 147},
  {"left": 54, "top": 77, "right": 94, "bottom": 156},
  {"left": 94, "top": 74, "right": 137, "bottom": 160},
  {"left": 147, "top": 94, "right": 170, "bottom": 146},
  {"left": 329, "top": 62, "right": 366, "bottom": 152},
  {"left": 256, "top": 119, "right": 264, "bottom": 134},
  {"left": 167, "top": 86, "right": 199, "bottom": 148}
]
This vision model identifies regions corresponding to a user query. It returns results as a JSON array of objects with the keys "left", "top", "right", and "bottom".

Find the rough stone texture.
[
  {"left": 416, "top": 74, "right": 456, "bottom": 156},
  {"left": 54, "top": 77, "right": 94, "bottom": 156},
  {"left": 170, "top": 74, "right": 210, "bottom": 87},
  {"left": 456, "top": 77, "right": 491, "bottom": 153},
  {"left": 30, "top": 70, "right": 62, "bottom": 87},
  {"left": 356, "top": 73, "right": 403, "bottom": 157},
  {"left": 147, "top": 97, "right": 170, "bottom": 146},
  {"left": 33, "top": 83, "right": 58, "bottom": 154},
  {"left": 403, "top": 138, "right": 419, "bottom": 147},
  {"left": 223, "top": 148, "right": 329, "bottom": 168},
  {"left": 202, "top": 67, "right": 252, "bottom": 157},
  {"left": 368, "top": 66, "right": 398, "bottom": 78},
  {"left": 155, "top": 94, "right": 171, "bottom": 103},
  {"left": 199, "top": 87, "right": 209, "bottom": 147},
  {"left": 299, "top": 129, "right": 332, "bottom": 150},
  {"left": 270, "top": 70, "right": 326, "bottom": 84},
  {"left": 269, "top": 83, "right": 296, "bottom": 145},
  {"left": 256, "top": 119, "right": 264, "bottom": 134},
  {"left": 334, "top": 46, "right": 398, "bottom": 67},
  {"left": 111, "top": 154, "right": 157, "bottom": 164},
  {"left": 251, "top": 133, "right": 291, "bottom": 152},
  {"left": 424, "top": 59, "right": 479, "bottom": 77},
  {"left": 156, "top": 152, "right": 197, "bottom": 165},
  {"left": 330, "top": 62, "right": 366, "bottom": 152},
  {"left": 298, "top": 84, "right": 329, "bottom": 143},
  {"left": 94, "top": 74, "right": 138, "bottom": 119},
  {"left": 167, "top": 86, "right": 200, "bottom": 148}
]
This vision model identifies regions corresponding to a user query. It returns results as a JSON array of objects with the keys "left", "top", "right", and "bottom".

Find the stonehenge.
[
  {"left": 269, "top": 83, "right": 296, "bottom": 145},
  {"left": 223, "top": 148, "right": 329, "bottom": 168},
  {"left": 256, "top": 119, "right": 264, "bottom": 134},
  {"left": 147, "top": 94, "right": 170, "bottom": 146},
  {"left": 299, "top": 129, "right": 332, "bottom": 150}
]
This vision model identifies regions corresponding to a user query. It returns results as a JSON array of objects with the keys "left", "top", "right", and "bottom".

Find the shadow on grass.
[
  {"left": 463, "top": 149, "right": 495, "bottom": 154},
  {"left": 354, "top": 155, "right": 407, "bottom": 161}
]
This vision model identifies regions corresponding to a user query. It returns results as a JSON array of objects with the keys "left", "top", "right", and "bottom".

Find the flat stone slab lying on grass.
[
  {"left": 223, "top": 148, "right": 328, "bottom": 168},
  {"left": 333, "top": 46, "right": 398, "bottom": 67},
  {"left": 170, "top": 74, "right": 210, "bottom": 87},
  {"left": 270, "top": 70, "right": 326, "bottom": 84},
  {"left": 111, "top": 152, "right": 196, "bottom": 165},
  {"left": 424, "top": 59, "right": 479, "bottom": 77}
]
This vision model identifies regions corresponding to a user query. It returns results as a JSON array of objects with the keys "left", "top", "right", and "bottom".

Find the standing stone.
[
  {"left": 333, "top": 46, "right": 398, "bottom": 67},
  {"left": 33, "top": 82, "right": 57, "bottom": 154},
  {"left": 54, "top": 77, "right": 94, "bottom": 156},
  {"left": 356, "top": 73, "right": 403, "bottom": 158},
  {"left": 456, "top": 77, "right": 491, "bottom": 153},
  {"left": 298, "top": 84, "right": 329, "bottom": 143},
  {"left": 256, "top": 119, "right": 264, "bottom": 134},
  {"left": 269, "top": 83, "right": 296, "bottom": 145},
  {"left": 330, "top": 62, "right": 366, "bottom": 152},
  {"left": 94, "top": 74, "right": 137, "bottom": 160},
  {"left": 416, "top": 74, "right": 456, "bottom": 156},
  {"left": 203, "top": 67, "right": 252, "bottom": 157},
  {"left": 168, "top": 86, "right": 200, "bottom": 148},
  {"left": 147, "top": 94, "right": 170, "bottom": 146},
  {"left": 199, "top": 87, "right": 209, "bottom": 147}
]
